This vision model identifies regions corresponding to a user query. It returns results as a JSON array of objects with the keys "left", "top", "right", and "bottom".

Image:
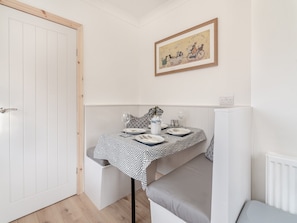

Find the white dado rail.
[{"left": 84, "top": 105, "right": 235, "bottom": 210}]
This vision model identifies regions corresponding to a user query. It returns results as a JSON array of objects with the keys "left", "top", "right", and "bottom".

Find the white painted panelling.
[
  {"left": 47, "top": 29, "right": 59, "bottom": 189},
  {"left": 35, "top": 27, "right": 49, "bottom": 193},
  {"left": 23, "top": 22, "right": 37, "bottom": 197},
  {"left": 9, "top": 18, "right": 24, "bottom": 202},
  {"left": 139, "top": 105, "right": 216, "bottom": 173},
  {"left": 84, "top": 105, "right": 139, "bottom": 149},
  {"left": 85, "top": 105, "right": 216, "bottom": 175},
  {"left": 211, "top": 107, "right": 252, "bottom": 223},
  {"left": 149, "top": 199, "right": 186, "bottom": 223},
  {"left": 0, "top": 5, "right": 77, "bottom": 222}
]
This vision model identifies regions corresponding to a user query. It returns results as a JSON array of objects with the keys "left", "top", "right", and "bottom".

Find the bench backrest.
[{"left": 211, "top": 107, "right": 252, "bottom": 223}]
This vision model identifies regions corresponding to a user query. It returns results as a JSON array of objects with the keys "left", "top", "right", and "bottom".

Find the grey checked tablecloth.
[{"left": 94, "top": 127, "right": 206, "bottom": 189}]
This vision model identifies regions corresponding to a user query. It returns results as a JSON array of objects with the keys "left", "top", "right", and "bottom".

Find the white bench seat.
[
  {"left": 146, "top": 153, "right": 212, "bottom": 223},
  {"left": 84, "top": 146, "right": 133, "bottom": 210},
  {"left": 146, "top": 107, "right": 252, "bottom": 223}
]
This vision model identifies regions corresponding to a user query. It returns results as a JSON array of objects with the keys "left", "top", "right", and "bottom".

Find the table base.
[{"left": 131, "top": 178, "right": 135, "bottom": 223}]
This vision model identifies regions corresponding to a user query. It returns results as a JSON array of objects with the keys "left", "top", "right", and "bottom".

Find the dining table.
[{"left": 94, "top": 127, "right": 206, "bottom": 223}]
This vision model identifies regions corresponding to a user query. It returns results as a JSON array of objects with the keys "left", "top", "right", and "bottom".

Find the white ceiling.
[
  {"left": 84, "top": 0, "right": 184, "bottom": 25},
  {"left": 103, "top": 0, "right": 171, "bottom": 19}
]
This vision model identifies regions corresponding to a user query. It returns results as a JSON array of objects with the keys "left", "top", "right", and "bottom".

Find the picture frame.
[{"left": 155, "top": 18, "right": 218, "bottom": 76}]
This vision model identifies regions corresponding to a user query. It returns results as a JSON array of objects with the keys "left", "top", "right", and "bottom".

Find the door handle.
[{"left": 0, "top": 107, "right": 18, "bottom": 113}]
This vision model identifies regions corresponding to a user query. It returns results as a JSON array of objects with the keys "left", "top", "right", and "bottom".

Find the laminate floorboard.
[{"left": 11, "top": 189, "right": 151, "bottom": 223}]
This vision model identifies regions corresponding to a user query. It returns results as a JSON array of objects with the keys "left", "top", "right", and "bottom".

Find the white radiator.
[{"left": 266, "top": 153, "right": 297, "bottom": 214}]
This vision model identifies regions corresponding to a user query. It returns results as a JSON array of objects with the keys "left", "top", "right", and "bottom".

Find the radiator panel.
[{"left": 266, "top": 153, "right": 297, "bottom": 214}]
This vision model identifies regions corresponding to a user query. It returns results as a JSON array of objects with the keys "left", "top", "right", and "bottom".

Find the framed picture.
[{"left": 155, "top": 18, "right": 218, "bottom": 76}]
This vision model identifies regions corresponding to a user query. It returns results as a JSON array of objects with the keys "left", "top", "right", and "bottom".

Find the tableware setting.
[
  {"left": 121, "top": 112, "right": 131, "bottom": 128},
  {"left": 170, "top": 120, "right": 179, "bottom": 127},
  {"left": 177, "top": 111, "right": 185, "bottom": 127},
  {"left": 167, "top": 128, "right": 191, "bottom": 136},
  {"left": 123, "top": 128, "right": 146, "bottom": 135},
  {"left": 150, "top": 113, "right": 162, "bottom": 135},
  {"left": 135, "top": 134, "right": 165, "bottom": 145},
  {"left": 148, "top": 123, "right": 169, "bottom": 129}
]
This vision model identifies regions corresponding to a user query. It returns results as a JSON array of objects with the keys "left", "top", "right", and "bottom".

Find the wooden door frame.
[{"left": 0, "top": 0, "right": 84, "bottom": 194}]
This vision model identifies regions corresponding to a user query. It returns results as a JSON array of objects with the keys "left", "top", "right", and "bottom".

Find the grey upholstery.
[
  {"left": 87, "top": 146, "right": 110, "bottom": 166},
  {"left": 146, "top": 153, "right": 213, "bottom": 223},
  {"left": 237, "top": 200, "right": 297, "bottom": 223}
]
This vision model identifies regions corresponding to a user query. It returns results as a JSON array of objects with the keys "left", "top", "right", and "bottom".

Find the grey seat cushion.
[
  {"left": 237, "top": 200, "right": 297, "bottom": 223},
  {"left": 146, "top": 153, "right": 213, "bottom": 223},
  {"left": 87, "top": 147, "right": 110, "bottom": 166}
]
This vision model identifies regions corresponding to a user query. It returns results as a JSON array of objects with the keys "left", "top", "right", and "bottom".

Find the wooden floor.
[{"left": 11, "top": 189, "right": 151, "bottom": 223}]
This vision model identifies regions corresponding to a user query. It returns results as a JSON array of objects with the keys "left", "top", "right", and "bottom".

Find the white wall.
[
  {"left": 18, "top": 0, "right": 140, "bottom": 105},
  {"left": 19, "top": 0, "right": 251, "bottom": 107},
  {"left": 251, "top": 0, "right": 297, "bottom": 201},
  {"left": 138, "top": 0, "right": 251, "bottom": 106},
  {"left": 16, "top": 0, "right": 297, "bottom": 203}
]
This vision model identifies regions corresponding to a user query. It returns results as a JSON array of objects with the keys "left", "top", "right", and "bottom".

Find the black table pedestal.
[{"left": 131, "top": 178, "right": 135, "bottom": 223}]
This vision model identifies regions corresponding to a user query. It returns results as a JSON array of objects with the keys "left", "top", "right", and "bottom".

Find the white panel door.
[{"left": 0, "top": 5, "right": 77, "bottom": 222}]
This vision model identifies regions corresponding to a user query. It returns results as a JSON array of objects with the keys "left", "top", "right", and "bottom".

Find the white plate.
[
  {"left": 148, "top": 123, "right": 169, "bottom": 129},
  {"left": 135, "top": 134, "right": 165, "bottom": 145},
  {"left": 123, "top": 128, "right": 146, "bottom": 135},
  {"left": 167, "top": 128, "right": 191, "bottom": 136}
]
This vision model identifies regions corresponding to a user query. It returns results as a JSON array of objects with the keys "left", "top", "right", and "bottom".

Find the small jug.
[{"left": 150, "top": 115, "right": 161, "bottom": 135}]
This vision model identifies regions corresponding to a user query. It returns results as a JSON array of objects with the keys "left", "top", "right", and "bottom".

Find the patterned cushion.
[
  {"left": 127, "top": 114, "right": 151, "bottom": 128},
  {"left": 205, "top": 136, "right": 214, "bottom": 162},
  {"left": 127, "top": 107, "right": 163, "bottom": 128}
]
